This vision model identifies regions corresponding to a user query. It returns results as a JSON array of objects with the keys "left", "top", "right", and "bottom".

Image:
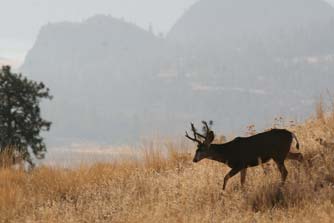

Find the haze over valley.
[{"left": 18, "top": 0, "right": 334, "bottom": 150}]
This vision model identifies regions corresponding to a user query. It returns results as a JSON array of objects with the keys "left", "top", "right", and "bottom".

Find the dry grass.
[
  {"left": 0, "top": 147, "right": 23, "bottom": 169},
  {"left": 1, "top": 109, "right": 334, "bottom": 222}
]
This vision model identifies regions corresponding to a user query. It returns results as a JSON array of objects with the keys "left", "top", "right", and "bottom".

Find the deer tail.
[{"left": 292, "top": 133, "right": 300, "bottom": 150}]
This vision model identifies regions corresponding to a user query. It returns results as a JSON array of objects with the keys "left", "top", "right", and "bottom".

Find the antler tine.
[
  {"left": 202, "top": 120, "right": 215, "bottom": 145},
  {"left": 194, "top": 131, "right": 206, "bottom": 139},
  {"left": 191, "top": 123, "right": 197, "bottom": 133},
  {"left": 185, "top": 123, "right": 202, "bottom": 143},
  {"left": 190, "top": 122, "right": 205, "bottom": 139},
  {"left": 191, "top": 123, "right": 205, "bottom": 141},
  {"left": 193, "top": 123, "right": 203, "bottom": 141},
  {"left": 185, "top": 131, "right": 201, "bottom": 143},
  {"left": 202, "top": 121, "right": 210, "bottom": 134}
]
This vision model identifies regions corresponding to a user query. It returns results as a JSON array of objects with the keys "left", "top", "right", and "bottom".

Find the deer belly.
[{"left": 244, "top": 157, "right": 271, "bottom": 167}]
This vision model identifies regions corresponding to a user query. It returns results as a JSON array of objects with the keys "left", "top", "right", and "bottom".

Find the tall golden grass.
[
  {"left": 0, "top": 147, "right": 23, "bottom": 169},
  {"left": 1, "top": 106, "right": 334, "bottom": 222}
]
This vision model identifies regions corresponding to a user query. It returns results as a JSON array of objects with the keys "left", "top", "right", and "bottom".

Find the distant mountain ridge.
[
  {"left": 23, "top": 15, "right": 169, "bottom": 144},
  {"left": 24, "top": 15, "right": 164, "bottom": 80},
  {"left": 22, "top": 1, "right": 334, "bottom": 145},
  {"left": 168, "top": 0, "right": 334, "bottom": 45}
]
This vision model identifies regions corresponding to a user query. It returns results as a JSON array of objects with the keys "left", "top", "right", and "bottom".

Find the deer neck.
[{"left": 205, "top": 144, "right": 227, "bottom": 163}]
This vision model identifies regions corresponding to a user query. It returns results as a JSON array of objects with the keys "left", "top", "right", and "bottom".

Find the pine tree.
[{"left": 0, "top": 66, "right": 52, "bottom": 167}]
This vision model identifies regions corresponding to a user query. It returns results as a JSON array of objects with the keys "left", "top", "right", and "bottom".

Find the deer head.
[{"left": 185, "top": 121, "right": 215, "bottom": 162}]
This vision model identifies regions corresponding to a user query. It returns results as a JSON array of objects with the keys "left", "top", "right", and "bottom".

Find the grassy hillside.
[{"left": 1, "top": 107, "right": 334, "bottom": 222}]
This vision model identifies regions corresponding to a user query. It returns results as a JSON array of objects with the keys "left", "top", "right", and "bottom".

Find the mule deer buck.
[{"left": 185, "top": 121, "right": 303, "bottom": 190}]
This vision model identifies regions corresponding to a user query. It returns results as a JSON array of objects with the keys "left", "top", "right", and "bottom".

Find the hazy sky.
[{"left": 0, "top": 0, "right": 196, "bottom": 66}]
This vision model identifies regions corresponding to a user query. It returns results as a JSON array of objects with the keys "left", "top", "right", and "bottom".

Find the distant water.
[{"left": 38, "top": 144, "right": 139, "bottom": 168}]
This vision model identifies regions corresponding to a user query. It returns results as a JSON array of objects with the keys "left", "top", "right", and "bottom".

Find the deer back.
[{"left": 211, "top": 129, "right": 294, "bottom": 168}]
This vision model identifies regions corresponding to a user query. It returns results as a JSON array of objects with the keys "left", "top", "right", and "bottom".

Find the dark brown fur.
[{"left": 186, "top": 123, "right": 303, "bottom": 190}]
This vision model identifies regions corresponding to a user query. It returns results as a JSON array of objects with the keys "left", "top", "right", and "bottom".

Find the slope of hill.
[{"left": 1, "top": 109, "right": 334, "bottom": 222}]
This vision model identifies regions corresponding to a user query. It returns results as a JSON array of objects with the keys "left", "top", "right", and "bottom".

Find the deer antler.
[
  {"left": 188, "top": 122, "right": 206, "bottom": 139},
  {"left": 202, "top": 121, "right": 210, "bottom": 134},
  {"left": 185, "top": 123, "right": 202, "bottom": 144},
  {"left": 202, "top": 121, "right": 215, "bottom": 146}
]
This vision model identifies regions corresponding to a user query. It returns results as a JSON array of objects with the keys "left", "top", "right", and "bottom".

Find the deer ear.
[
  {"left": 204, "top": 131, "right": 215, "bottom": 147},
  {"left": 208, "top": 131, "right": 215, "bottom": 142}
]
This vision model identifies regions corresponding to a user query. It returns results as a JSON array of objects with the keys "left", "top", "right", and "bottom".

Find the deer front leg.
[
  {"left": 223, "top": 167, "right": 242, "bottom": 190},
  {"left": 240, "top": 168, "right": 247, "bottom": 186}
]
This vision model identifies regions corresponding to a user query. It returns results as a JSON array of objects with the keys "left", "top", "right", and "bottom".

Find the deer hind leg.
[
  {"left": 240, "top": 168, "right": 247, "bottom": 186},
  {"left": 223, "top": 167, "right": 242, "bottom": 190},
  {"left": 286, "top": 152, "right": 304, "bottom": 162},
  {"left": 275, "top": 160, "right": 288, "bottom": 183}
]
